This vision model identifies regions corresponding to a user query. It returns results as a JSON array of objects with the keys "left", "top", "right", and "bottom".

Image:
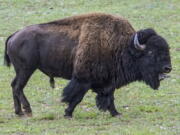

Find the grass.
[{"left": 0, "top": 0, "right": 180, "bottom": 134}]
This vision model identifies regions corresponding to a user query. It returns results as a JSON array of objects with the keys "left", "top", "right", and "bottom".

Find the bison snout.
[{"left": 163, "top": 65, "right": 172, "bottom": 73}]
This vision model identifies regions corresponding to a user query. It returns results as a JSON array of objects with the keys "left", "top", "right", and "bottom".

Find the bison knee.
[
  {"left": 11, "top": 77, "right": 17, "bottom": 88},
  {"left": 62, "top": 77, "right": 90, "bottom": 103}
]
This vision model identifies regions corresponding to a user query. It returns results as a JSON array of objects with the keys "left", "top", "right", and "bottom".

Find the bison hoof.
[
  {"left": 24, "top": 112, "right": 33, "bottom": 117},
  {"left": 115, "top": 114, "right": 122, "bottom": 118},
  {"left": 112, "top": 113, "right": 122, "bottom": 118},
  {"left": 64, "top": 114, "right": 72, "bottom": 119},
  {"left": 15, "top": 111, "right": 24, "bottom": 117}
]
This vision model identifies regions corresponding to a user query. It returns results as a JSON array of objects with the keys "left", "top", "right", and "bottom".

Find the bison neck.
[{"left": 115, "top": 49, "right": 141, "bottom": 88}]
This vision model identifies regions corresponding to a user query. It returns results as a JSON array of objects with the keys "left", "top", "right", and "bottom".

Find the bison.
[{"left": 4, "top": 13, "right": 172, "bottom": 118}]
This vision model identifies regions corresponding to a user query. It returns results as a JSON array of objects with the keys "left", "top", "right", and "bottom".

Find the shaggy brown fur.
[{"left": 38, "top": 13, "right": 135, "bottom": 85}]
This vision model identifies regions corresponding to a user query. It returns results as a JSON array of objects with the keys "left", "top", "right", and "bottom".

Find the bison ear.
[{"left": 134, "top": 28, "right": 157, "bottom": 50}]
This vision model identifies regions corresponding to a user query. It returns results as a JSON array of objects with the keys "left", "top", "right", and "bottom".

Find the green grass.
[{"left": 0, "top": 0, "right": 180, "bottom": 134}]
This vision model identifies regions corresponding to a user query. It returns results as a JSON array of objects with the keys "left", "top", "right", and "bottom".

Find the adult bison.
[{"left": 4, "top": 13, "right": 172, "bottom": 117}]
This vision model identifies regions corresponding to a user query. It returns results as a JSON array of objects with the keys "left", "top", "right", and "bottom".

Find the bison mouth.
[
  {"left": 158, "top": 73, "right": 170, "bottom": 81},
  {"left": 142, "top": 72, "right": 170, "bottom": 90}
]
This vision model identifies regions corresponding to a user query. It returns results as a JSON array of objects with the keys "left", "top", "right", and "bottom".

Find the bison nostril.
[{"left": 163, "top": 66, "right": 172, "bottom": 73}]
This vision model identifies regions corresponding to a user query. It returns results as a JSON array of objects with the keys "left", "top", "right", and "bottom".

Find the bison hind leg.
[{"left": 11, "top": 68, "right": 35, "bottom": 116}]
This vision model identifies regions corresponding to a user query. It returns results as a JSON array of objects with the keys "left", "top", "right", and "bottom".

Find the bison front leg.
[
  {"left": 62, "top": 78, "right": 90, "bottom": 118},
  {"left": 95, "top": 88, "right": 121, "bottom": 117},
  {"left": 107, "top": 93, "right": 121, "bottom": 117}
]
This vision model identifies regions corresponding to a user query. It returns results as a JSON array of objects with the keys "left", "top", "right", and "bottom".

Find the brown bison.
[{"left": 4, "top": 13, "right": 172, "bottom": 117}]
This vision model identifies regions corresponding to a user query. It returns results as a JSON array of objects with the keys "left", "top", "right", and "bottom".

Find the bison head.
[{"left": 129, "top": 28, "right": 172, "bottom": 90}]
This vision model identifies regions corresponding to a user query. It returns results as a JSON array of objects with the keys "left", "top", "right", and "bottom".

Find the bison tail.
[{"left": 4, "top": 34, "right": 12, "bottom": 67}]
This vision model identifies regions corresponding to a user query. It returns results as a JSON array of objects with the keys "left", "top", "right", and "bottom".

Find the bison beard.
[{"left": 4, "top": 13, "right": 171, "bottom": 117}]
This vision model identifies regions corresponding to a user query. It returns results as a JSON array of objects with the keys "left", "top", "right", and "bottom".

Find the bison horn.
[{"left": 134, "top": 33, "right": 146, "bottom": 50}]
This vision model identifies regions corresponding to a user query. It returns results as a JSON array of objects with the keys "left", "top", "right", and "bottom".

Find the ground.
[{"left": 0, "top": 0, "right": 179, "bottom": 135}]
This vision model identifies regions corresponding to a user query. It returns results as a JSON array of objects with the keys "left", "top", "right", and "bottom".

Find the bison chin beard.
[{"left": 142, "top": 73, "right": 160, "bottom": 90}]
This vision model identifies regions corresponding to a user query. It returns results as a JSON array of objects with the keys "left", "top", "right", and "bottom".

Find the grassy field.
[{"left": 0, "top": 0, "right": 180, "bottom": 135}]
